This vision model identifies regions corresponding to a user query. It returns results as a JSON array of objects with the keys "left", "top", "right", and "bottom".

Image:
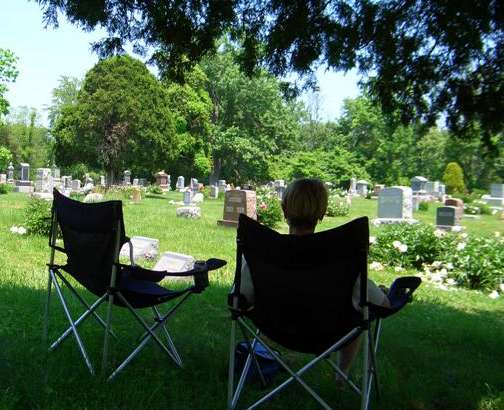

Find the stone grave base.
[
  {"left": 176, "top": 206, "right": 201, "bottom": 219},
  {"left": 481, "top": 196, "right": 504, "bottom": 207},
  {"left": 372, "top": 218, "right": 418, "bottom": 225},
  {"left": 217, "top": 219, "right": 239, "bottom": 227},
  {"left": 31, "top": 192, "right": 53, "bottom": 201},
  {"left": 462, "top": 214, "right": 481, "bottom": 219},
  {"left": 436, "top": 225, "right": 465, "bottom": 232},
  {"left": 14, "top": 185, "right": 34, "bottom": 194}
]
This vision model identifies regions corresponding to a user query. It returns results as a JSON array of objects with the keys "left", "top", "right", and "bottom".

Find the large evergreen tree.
[{"left": 52, "top": 56, "right": 181, "bottom": 182}]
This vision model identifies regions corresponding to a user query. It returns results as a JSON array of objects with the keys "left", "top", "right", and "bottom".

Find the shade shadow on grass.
[{"left": 0, "top": 278, "right": 503, "bottom": 410}]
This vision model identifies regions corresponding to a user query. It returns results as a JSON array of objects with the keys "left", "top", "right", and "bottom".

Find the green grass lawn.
[{"left": 0, "top": 192, "right": 503, "bottom": 410}]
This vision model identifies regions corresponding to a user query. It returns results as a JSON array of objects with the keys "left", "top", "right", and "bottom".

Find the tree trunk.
[{"left": 209, "top": 157, "right": 222, "bottom": 186}]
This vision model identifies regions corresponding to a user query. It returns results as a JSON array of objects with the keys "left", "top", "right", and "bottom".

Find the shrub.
[
  {"left": 147, "top": 185, "right": 163, "bottom": 195},
  {"left": 0, "top": 183, "right": 13, "bottom": 194},
  {"left": 418, "top": 201, "right": 429, "bottom": 212},
  {"left": 69, "top": 192, "right": 84, "bottom": 201},
  {"left": 442, "top": 234, "right": 504, "bottom": 291},
  {"left": 443, "top": 162, "right": 466, "bottom": 194},
  {"left": 369, "top": 222, "right": 452, "bottom": 269},
  {"left": 25, "top": 198, "right": 52, "bottom": 236},
  {"left": 256, "top": 187, "right": 283, "bottom": 228},
  {"left": 326, "top": 189, "right": 350, "bottom": 217}
]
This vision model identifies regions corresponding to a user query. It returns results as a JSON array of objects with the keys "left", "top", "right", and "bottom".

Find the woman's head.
[{"left": 281, "top": 178, "right": 328, "bottom": 232}]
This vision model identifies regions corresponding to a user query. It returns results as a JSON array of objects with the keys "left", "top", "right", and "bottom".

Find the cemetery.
[{"left": 1, "top": 2, "right": 504, "bottom": 410}]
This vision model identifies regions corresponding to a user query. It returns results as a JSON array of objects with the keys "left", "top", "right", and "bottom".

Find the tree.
[
  {"left": 48, "top": 76, "right": 81, "bottom": 128},
  {"left": 443, "top": 162, "right": 466, "bottom": 194},
  {"left": 36, "top": 0, "right": 504, "bottom": 146},
  {"left": 52, "top": 56, "right": 181, "bottom": 182},
  {"left": 200, "top": 48, "right": 303, "bottom": 184},
  {"left": 0, "top": 145, "right": 12, "bottom": 172},
  {"left": 0, "top": 49, "right": 18, "bottom": 118}
]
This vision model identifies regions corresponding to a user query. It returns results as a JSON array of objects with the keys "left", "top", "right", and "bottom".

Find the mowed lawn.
[{"left": 0, "top": 191, "right": 503, "bottom": 410}]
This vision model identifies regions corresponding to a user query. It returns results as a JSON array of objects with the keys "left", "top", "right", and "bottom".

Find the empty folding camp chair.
[
  {"left": 45, "top": 189, "right": 226, "bottom": 379},
  {"left": 228, "top": 215, "right": 420, "bottom": 410}
]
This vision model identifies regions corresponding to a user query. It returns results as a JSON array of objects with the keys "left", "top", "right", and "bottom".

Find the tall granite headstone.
[
  {"left": 377, "top": 187, "right": 413, "bottom": 220},
  {"left": 436, "top": 206, "right": 457, "bottom": 228},
  {"left": 218, "top": 190, "right": 257, "bottom": 227}
]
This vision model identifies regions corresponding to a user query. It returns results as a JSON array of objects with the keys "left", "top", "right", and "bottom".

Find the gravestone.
[
  {"left": 35, "top": 168, "right": 53, "bottom": 193},
  {"left": 51, "top": 164, "right": 61, "bottom": 188},
  {"left": 153, "top": 251, "right": 195, "bottom": 273},
  {"left": 436, "top": 206, "right": 457, "bottom": 228},
  {"left": 190, "top": 178, "right": 199, "bottom": 191},
  {"left": 490, "top": 183, "right": 504, "bottom": 198},
  {"left": 349, "top": 177, "right": 357, "bottom": 195},
  {"left": 123, "top": 170, "right": 131, "bottom": 185},
  {"left": 375, "top": 186, "right": 415, "bottom": 224},
  {"left": 444, "top": 198, "right": 464, "bottom": 222},
  {"left": 176, "top": 206, "right": 201, "bottom": 219},
  {"left": 425, "top": 181, "right": 439, "bottom": 196},
  {"left": 155, "top": 171, "right": 169, "bottom": 190},
  {"left": 100, "top": 175, "right": 106, "bottom": 186},
  {"left": 210, "top": 185, "right": 219, "bottom": 199},
  {"left": 119, "top": 236, "right": 159, "bottom": 261},
  {"left": 218, "top": 180, "right": 227, "bottom": 193},
  {"left": 139, "top": 178, "right": 147, "bottom": 187},
  {"left": 176, "top": 176, "right": 185, "bottom": 191},
  {"left": 276, "top": 185, "right": 286, "bottom": 199},
  {"left": 62, "top": 176, "right": 72, "bottom": 189},
  {"left": 411, "top": 176, "right": 428, "bottom": 192},
  {"left": 183, "top": 190, "right": 193, "bottom": 205},
  {"left": 7, "top": 162, "right": 14, "bottom": 183},
  {"left": 71, "top": 179, "right": 81, "bottom": 192},
  {"left": 0, "top": 174, "right": 6, "bottom": 184},
  {"left": 132, "top": 178, "right": 139, "bottom": 186},
  {"left": 218, "top": 190, "right": 257, "bottom": 227},
  {"left": 356, "top": 180, "right": 369, "bottom": 197},
  {"left": 14, "top": 163, "right": 34, "bottom": 193},
  {"left": 192, "top": 193, "right": 204, "bottom": 203},
  {"left": 438, "top": 184, "right": 446, "bottom": 196},
  {"left": 131, "top": 187, "right": 142, "bottom": 203},
  {"left": 373, "top": 184, "right": 385, "bottom": 196}
]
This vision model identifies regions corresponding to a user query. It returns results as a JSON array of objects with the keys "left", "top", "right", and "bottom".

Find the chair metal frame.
[
  {"left": 228, "top": 230, "right": 382, "bottom": 410},
  {"left": 44, "top": 197, "right": 195, "bottom": 380}
]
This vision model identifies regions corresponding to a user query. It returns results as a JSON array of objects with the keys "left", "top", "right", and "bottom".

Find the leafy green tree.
[
  {"left": 0, "top": 49, "right": 18, "bottom": 118},
  {"left": 0, "top": 107, "right": 51, "bottom": 167},
  {"left": 53, "top": 56, "right": 181, "bottom": 182},
  {"left": 200, "top": 49, "right": 303, "bottom": 184},
  {"left": 0, "top": 145, "right": 12, "bottom": 171},
  {"left": 48, "top": 76, "right": 81, "bottom": 128},
  {"left": 443, "top": 162, "right": 466, "bottom": 194},
  {"left": 37, "top": 0, "right": 504, "bottom": 145}
]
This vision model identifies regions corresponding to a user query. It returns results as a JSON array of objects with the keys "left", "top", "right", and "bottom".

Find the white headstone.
[
  {"left": 100, "top": 175, "right": 106, "bottom": 186},
  {"left": 210, "top": 185, "right": 219, "bottom": 199},
  {"left": 378, "top": 186, "right": 413, "bottom": 219},
  {"left": 7, "top": 162, "right": 14, "bottom": 182},
  {"left": 71, "top": 179, "right": 81, "bottom": 191},
  {"left": 176, "top": 206, "right": 201, "bottom": 219},
  {"left": 218, "top": 179, "right": 227, "bottom": 193},
  {"left": 183, "top": 190, "right": 193, "bottom": 205},
  {"left": 411, "top": 176, "right": 428, "bottom": 192},
  {"left": 35, "top": 168, "right": 53, "bottom": 193},
  {"left": 119, "top": 236, "right": 159, "bottom": 261},
  {"left": 124, "top": 170, "right": 131, "bottom": 185},
  {"left": 176, "top": 176, "right": 185, "bottom": 191},
  {"left": 490, "top": 183, "right": 504, "bottom": 198},
  {"left": 356, "top": 180, "right": 369, "bottom": 197},
  {"left": 133, "top": 178, "right": 139, "bottom": 186},
  {"left": 0, "top": 174, "right": 6, "bottom": 184}
]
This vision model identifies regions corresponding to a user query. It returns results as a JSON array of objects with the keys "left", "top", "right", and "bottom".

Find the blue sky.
[{"left": 2, "top": 1, "right": 361, "bottom": 125}]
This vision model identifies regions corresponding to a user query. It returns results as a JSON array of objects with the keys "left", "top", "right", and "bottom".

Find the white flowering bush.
[
  {"left": 369, "top": 222, "right": 504, "bottom": 294},
  {"left": 256, "top": 187, "right": 283, "bottom": 228},
  {"left": 326, "top": 189, "right": 350, "bottom": 217},
  {"left": 9, "top": 226, "right": 27, "bottom": 235}
]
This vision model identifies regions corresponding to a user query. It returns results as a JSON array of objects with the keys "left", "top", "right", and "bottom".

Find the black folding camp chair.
[
  {"left": 44, "top": 188, "right": 226, "bottom": 379},
  {"left": 227, "top": 214, "right": 420, "bottom": 410}
]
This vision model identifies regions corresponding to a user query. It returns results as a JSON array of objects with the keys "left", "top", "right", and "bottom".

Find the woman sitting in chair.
[{"left": 241, "top": 178, "right": 391, "bottom": 377}]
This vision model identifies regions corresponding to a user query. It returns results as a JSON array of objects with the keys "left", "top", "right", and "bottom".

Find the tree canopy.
[
  {"left": 0, "top": 48, "right": 18, "bottom": 118},
  {"left": 52, "top": 55, "right": 181, "bottom": 182},
  {"left": 37, "top": 0, "right": 504, "bottom": 146}
]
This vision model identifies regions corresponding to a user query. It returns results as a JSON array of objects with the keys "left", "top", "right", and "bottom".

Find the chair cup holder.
[{"left": 193, "top": 270, "right": 209, "bottom": 293}]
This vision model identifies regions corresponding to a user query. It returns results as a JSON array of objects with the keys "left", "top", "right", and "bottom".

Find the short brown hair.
[{"left": 281, "top": 178, "right": 328, "bottom": 229}]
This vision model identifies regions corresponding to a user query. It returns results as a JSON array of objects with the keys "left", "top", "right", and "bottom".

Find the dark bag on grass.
[{"left": 234, "top": 341, "right": 281, "bottom": 384}]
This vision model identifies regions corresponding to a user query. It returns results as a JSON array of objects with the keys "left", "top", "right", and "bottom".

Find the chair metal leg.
[
  {"left": 361, "top": 329, "right": 370, "bottom": 410},
  {"left": 101, "top": 291, "right": 115, "bottom": 376},
  {"left": 239, "top": 319, "right": 362, "bottom": 410},
  {"left": 55, "top": 272, "right": 117, "bottom": 338},
  {"left": 43, "top": 270, "right": 53, "bottom": 347},
  {"left": 228, "top": 318, "right": 237, "bottom": 410},
  {"left": 238, "top": 322, "right": 267, "bottom": 387},
  {"left": 325, "top": 358, "right": 361, "bottom": 395},
  {"left": 50, "top": 270, "right": 94, "bottom": 375},
  {"left": 152, "top": 306, "right": 182, "bottom": 366},
  {"left": 50, "top": 294, "right": 108, "bottom": 351}
]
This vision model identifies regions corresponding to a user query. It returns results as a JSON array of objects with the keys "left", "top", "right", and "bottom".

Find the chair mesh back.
[
  {"left": 52, "top": 189, "right": 126, "bottom": 295},
  {"left": 237, "top": 214, "right": 369, "bottom": 354}
]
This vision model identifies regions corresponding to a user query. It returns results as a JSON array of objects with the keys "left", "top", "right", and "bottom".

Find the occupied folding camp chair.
[
  {"left": 228, "top": 214, "right": 420, "bottom": 410},
  {"left": 44, "top": 188, "right": 226, "bottom": 379}
]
